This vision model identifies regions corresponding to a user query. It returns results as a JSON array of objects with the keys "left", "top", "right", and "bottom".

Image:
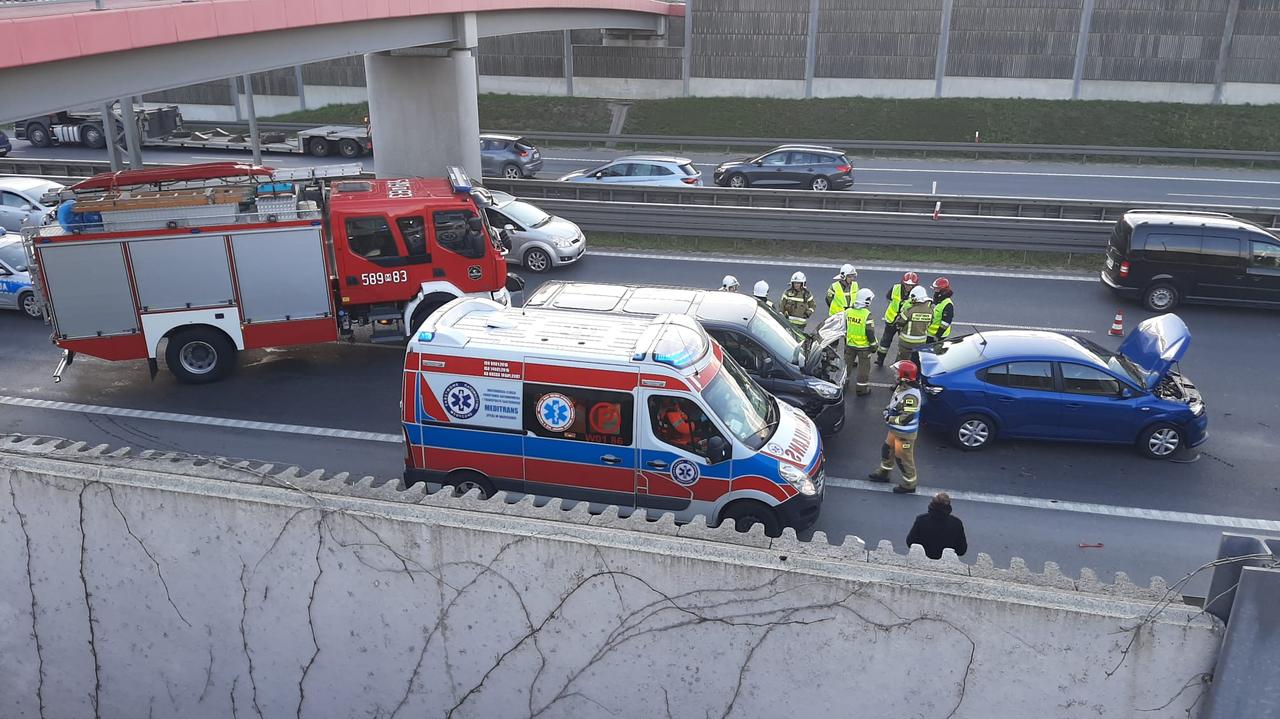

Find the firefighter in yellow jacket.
[
  {"left": 844, "top": 288, "right": 877, "bottom": 396},
  {"left": 826, "top": 264, "right": 859, "bottom": 314},
  {"left": 895, "top": 285, "right": 933, "bottom": 364},
  {"left": 876, "top": 271, "right": 919, "bottom": 367}
]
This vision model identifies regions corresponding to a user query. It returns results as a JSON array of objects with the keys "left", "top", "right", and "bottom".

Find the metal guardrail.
[
  {"left": 520, "top": 198, "right": 1113, "bottom": 252},
  {"left": 4, "top": 157, "right": 1273, "bottom": 254},
  {"left": 484, "top": 178, "right": 1280, "bottom": 228},
  {"left": 179, "top": 122, "right": 1280, "bottom": 166},
  {"left": 497, "top": 131, "right": 1280, "bottom": 166}
]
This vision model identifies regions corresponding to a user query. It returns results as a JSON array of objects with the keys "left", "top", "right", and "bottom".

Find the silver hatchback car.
[
  {"left": 480, "top": 134, "right": 543, "bottom": 179},
  {"left": 484, "top": 191, "right": 585, "bottom": 272},
  {"left": 558, "top": 155, "right": 701, "bottom": 187}
]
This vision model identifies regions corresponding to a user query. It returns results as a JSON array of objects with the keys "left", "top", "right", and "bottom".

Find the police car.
[{"left": 0, "top": 234, "right": 40, "bottom": 319}]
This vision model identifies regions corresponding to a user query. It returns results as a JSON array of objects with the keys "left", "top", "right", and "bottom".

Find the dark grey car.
[
  {"left": 713, "top": 145, "right": 853, "bottom": 191},
  {"left": 480, "top": 134, "right": 543, "bottom": 179}
]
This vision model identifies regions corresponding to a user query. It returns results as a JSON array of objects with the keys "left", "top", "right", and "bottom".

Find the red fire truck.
[{"left": 22, "top": 162, "right": 521, "bottom": 384}]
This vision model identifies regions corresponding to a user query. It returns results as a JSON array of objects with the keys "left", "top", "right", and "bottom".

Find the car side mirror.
[
  {"left": 707, "top": 436, "right": 730, "bottom": 464},
  {"left": 505, "top": 273, "right": 526, "bottom": 293},
  {"left": 593, "top": 171, "right": 605, "bottom": 179},
  {"left": 20, "top": 204, "right": 33, "bottom": 212},
  {"left": 1119, "top": 387, "right": 1134, "bottom": 399},
  {"left": 753, "top": 161, "right": 763, "bottom": 167}
]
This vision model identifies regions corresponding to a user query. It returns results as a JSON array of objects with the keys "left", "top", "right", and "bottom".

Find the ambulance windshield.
[{"left": 700, "top": 353, "right": 775, "bottom": 450}]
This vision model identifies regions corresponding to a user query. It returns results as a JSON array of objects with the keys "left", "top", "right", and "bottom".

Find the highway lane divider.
[
  {"left": 8, "top": 394, "right": 1273, "bottom": 532},
  {"left": 5, "top": 158, "right": 1276, "bottom": 254}
]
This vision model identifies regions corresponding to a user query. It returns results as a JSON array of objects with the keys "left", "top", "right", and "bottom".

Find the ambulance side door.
[
  {"left": 636, "top": 389, "right": 734, "bottom": 519},
  {"left": 521, "top": 362, "right": 638, "bottom": 509}
]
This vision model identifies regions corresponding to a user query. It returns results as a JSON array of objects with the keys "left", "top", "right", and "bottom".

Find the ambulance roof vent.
[{"left": 485, "top": 313, "right": 520, "bottom": 330}]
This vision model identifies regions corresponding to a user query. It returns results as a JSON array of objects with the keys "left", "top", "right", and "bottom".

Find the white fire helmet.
[
  {"left": 753, "top": 280, "right": 769, "bottom": 298},
  {"left": 721, "top": 275, "right": 739, "bottom": 291},
  {"left": 853, "top": 287, "right": 875, "bottom": 309},
  {"left": 790, "top": 271, "right": 807, "bottom": 284},
  {"left": 908, "top": 285, "right": 929, "bottom": 303},
  {"left": 835, "top": 263, "right": 857, "bottom": 280}
]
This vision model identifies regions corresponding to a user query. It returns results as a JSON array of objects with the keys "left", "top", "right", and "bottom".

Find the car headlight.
[
  {"left": 807, "top": 379, "right": 840, "bottom": 400},
  {"left": 779, "top": 463, "right": 818, "bottom": 496},
  {"left": 552, "top": 237, "right": 574, "bottom": 248},
  {"left": 1190, "top": 399, "right": 1205, "bottom": 416}
]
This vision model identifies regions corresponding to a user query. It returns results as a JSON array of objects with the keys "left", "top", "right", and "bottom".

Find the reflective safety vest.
[
  {"left": 884, "top": 283, "right": 906, "bottom": 322},
  {"left": 929, "top": 297, "right": 953, "bottom": 339},
  {"left": 886, "top": 386, "right": 922, "bottom": 433},
  {"left": 827, "top": 280, "right": 858, "bottom": 315},
  {"left": 899, "top": 300, "right": 933, "bottom": 344},
  {"left": 844, "top": 306, "right": 873, "bottom": 348}
]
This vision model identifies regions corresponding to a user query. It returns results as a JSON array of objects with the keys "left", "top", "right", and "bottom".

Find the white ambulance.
[{"left": 401, "top": 297, "right": 825, "bottom": 535}]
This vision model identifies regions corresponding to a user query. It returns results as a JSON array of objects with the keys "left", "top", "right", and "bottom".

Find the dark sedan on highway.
[
  {"left": 712, "top": 145, "right": 853, "bottom": 191},
  {"left": 917, "top": 314, "right": 1206, "bottom": 459}
]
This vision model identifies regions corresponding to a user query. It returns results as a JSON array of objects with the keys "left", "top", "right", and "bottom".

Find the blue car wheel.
[
  {"left": 953, "top": 414, "right": 995, "bottom": 451},
  {"left": 1139, "top": 422, "right": 1183, "bottom": 460}
]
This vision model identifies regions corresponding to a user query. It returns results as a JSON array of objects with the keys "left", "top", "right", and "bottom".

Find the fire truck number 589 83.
[{"left": 362, "top": 271, "right": 409, "bottom": 285}]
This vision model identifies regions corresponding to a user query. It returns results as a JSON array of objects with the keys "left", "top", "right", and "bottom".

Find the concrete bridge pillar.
[{"left": 364, "top": 47, "right": 481, "bottom": 180}]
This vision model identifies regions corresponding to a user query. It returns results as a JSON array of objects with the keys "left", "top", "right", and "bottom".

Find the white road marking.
[
  {"left": 857, "top": 166, "right": 1280, "bottom": 186},
  {"left": 5, "top": 393, "right": 1272, "bottom": 532},
  {"left": 823, "top": 475, "right": 1280, "bottom": 533},
  {"left": 1167, "top": 192, "right": 1280, "bottom": 202},
  {"left": 0, "top": 395, "right": 402, "bottom": 444},
  {"left": 590, "top": 249, "right": 1096, "bottom": 282}
]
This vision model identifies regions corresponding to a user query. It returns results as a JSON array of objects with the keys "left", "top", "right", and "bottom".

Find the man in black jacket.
[{"left": 907, "top": 492, "right": 968, "bottom": 560}]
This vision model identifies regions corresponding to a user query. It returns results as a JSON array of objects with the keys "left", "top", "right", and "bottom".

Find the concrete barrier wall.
[{"left": 0, "top": 437, "right": 1222, "bottom": 718}]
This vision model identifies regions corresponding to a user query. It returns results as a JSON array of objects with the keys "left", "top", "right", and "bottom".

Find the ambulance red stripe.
[
  {"left": 401, "top": 371, "right": 416, "bottom": 424},
  {"left": 525, "top": 458, "right": 635, "bottom": 493},
  {"left": 526, "top": 364, "right": 637, "bottom": 391},
  {"left": 417, "top": 374, "right": 450, "bottom": 422},
  {"left": 422, "top": 447, "right": 523, "bottom": 480}
]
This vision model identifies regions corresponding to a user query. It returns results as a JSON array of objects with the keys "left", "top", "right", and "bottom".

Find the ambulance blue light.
[
  {"left": 417, "top": 330, "right": 435, "bottom": 342},
  {"left": 446, "top": 166, "right": 472, "bottom": 193},
  {"left": 650, "top": 324, "right": 707, "bottom": 369}
]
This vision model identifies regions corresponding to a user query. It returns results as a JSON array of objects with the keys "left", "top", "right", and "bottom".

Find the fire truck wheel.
[
  {"left": 409, "top": 301, "right": 446, "bottom": 339},
  {"left": 308, "top": 138, "right": 331, "bottom": 157},
  {"left": 25, "top": 123, "right": 51, "bottom": 148},
  {"left": 448, "top": 471, "right": 494, "bottom": 500},
  {"left": 165, "top": 328, "right": 235, "bottom": 384},
  {"left": 719, "top": 500, "right": 782, "bottom": 538},
  {"left": 523, "top": 247, "right": 552, "bottom": 273}
]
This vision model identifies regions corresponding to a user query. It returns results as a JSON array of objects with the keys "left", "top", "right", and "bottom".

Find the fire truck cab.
[
  {"left": 23, "top": 163, "right": 517, "bottom": 383},
  {"left": 402, "top": 297, "right": 826, "bottom": 535}
]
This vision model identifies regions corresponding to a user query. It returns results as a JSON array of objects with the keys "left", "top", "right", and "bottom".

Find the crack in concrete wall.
[{"left": 0, "top": 438, "right": 1222, "bottom": 718}]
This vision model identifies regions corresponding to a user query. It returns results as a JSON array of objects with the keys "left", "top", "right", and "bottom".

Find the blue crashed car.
[{"left": 917, "top": 313, "right": 1206, "bottom": 459}]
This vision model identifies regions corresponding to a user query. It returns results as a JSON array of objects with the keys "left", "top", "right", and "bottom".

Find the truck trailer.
[
  {"left": 21, "top": 162, "right": 520, "bottom": 384},
  {"left": 17, "top": 106, "right": 372, "bottom": 158}
]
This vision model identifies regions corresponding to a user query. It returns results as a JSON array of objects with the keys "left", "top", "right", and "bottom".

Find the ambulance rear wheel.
[
  {"left": 165, "top": 328, "right": 235, "bottom": 384},
  {"left": 719, "top": 500, "right": 782, "bottom": 538},
  {"left": 448, "top": 471, "right": 494, "bottom": 500}
]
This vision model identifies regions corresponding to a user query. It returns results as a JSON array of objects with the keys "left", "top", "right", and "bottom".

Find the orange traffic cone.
[{"left": 1109, "top": 310, "right": 1124, "bottom": 336}]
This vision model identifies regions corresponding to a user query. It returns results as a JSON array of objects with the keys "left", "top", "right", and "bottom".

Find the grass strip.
[{"left": 589, "top": 232, "right": 1098, "bottom": 273}]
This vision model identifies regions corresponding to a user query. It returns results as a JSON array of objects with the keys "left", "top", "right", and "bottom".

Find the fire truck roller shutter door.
[
  {"left": 37, "top": 241, "right": 139, "bottom": 339},
  {"left": 230, "top": 228, "right": 334, "bottom": 324}
]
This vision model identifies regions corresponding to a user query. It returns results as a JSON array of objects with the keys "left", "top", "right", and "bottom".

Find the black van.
[
  {"left": 1101, "top": 210, "right": 1280, "bottom": 311},
  {"left": 525, "top": 281, "right": 848, "bottom": 434}
]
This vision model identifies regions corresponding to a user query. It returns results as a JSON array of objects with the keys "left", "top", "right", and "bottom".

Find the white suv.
[{"left": 558, "top": 155, "right": 702, "bottom": 187}]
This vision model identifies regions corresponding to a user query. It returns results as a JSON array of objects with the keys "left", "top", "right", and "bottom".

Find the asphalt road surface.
[
  {"left": 9, "top": 141, "right": 1280, "bottom": 206},
  {"left": 2, "top": 250, "right": 1276, "bottom": 598}
]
